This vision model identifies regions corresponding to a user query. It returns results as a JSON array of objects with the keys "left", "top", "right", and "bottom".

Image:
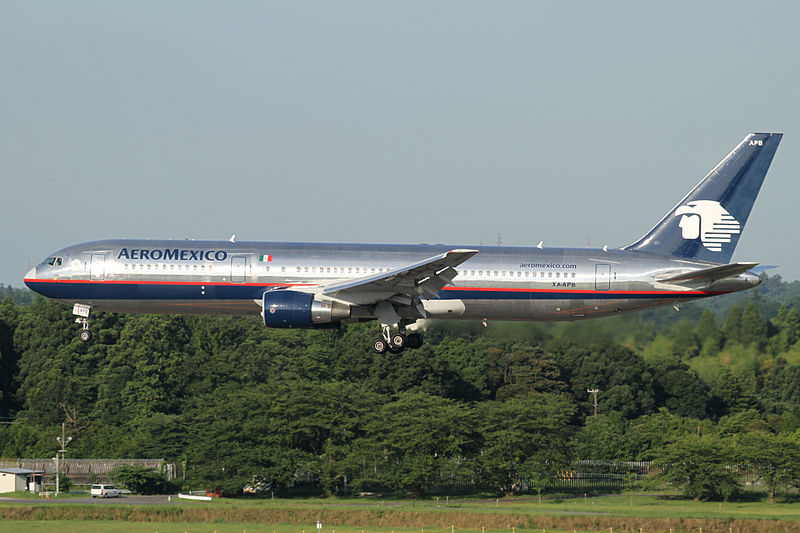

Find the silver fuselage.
[{"left": 24, "top": 239, "right": 760, "bottom": 322}]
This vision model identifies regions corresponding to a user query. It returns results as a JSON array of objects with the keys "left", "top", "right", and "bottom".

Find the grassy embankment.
[{"left": 1, "top": 494, "right": 800, "bottom": 532}]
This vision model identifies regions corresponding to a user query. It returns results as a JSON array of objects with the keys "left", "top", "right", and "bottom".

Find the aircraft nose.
[{"left": 24, "top": 267, "right": 37, "bottom": 288}]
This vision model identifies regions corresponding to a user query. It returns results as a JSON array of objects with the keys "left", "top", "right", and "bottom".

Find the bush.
[{"left": 111, "top": 465, "right": 173, "bottom": 495}]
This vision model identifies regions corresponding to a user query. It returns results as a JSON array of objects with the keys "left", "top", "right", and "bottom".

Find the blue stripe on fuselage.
[{"left": 24, "top": 280, "right": 719, "bottom": 302}]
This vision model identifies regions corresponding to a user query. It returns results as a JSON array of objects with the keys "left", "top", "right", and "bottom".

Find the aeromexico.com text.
[
  {"left": 117, "top": 248, "right": 229, "bottom": 262},
  {"left": 519, "top": 263, "right": 578, "bottom": 269}
]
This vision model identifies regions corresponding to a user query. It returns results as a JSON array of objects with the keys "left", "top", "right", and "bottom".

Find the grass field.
[
  {"left": 0, "top": 523, "right": 603, "bottom": 533},
  {"left": 1, "top": 495, "right": 800, "bottom": 533}
]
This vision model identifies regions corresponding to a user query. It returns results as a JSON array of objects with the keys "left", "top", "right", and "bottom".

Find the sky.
[{"left": 1, "top": 1, "right": 798, "bottom": 287}]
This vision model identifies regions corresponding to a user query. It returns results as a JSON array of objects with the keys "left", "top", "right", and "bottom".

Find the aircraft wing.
[
  {"left": 320, "top": 249, "right": 479, "bottom": 305},
  {"left": 658, "top": 262, "right": 759, "bottom": 284}
]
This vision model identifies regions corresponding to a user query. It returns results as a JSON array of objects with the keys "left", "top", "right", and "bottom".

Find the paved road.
[{"left": 0, "top": 494, "right": 174, "bottom": 504}]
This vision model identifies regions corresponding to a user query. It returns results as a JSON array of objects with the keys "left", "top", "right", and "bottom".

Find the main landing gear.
[
  {"left": 73, "top": 303, "right": 92, "bottom": 343},
  {"left": 369, "top": 301, "right": 425, "bottom": 354},
  {"left": 371, "top": 325, "right": 424, "bottom": 354}
]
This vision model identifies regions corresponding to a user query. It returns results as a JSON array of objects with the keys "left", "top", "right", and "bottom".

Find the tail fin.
[{"left": 623, "top": 132, "right": 782, "bottom": 263}]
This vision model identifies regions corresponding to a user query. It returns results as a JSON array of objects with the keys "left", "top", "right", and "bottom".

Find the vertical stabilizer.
[{"left": 623, "top": 132, "right": 782, "bottom": 263}]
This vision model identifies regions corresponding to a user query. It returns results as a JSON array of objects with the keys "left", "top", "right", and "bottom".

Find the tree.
[
  {"left": 360, "top": 391, "right": 477, "bottom": 493},
  {"left": 111, "top": 465, "right": 172, "bottom": 494},
  {"left": 652, "top": 434, "right": 737, "bottom": 501},
  {"left": 550, "top": 340, "right": 655, "bottom": 418},
  {"left": 730, "top": 431, "right": 800, "bottom": 504},
  {"left": 489, "top": 344, "right": 565, "bottom": 400},
  {"left": 695, "top": 309, "right": 724, "bottom": 356},
  {"left": 723, "top": 305, "right": 743, "bottom": 345},
  {"left": 670, "top": 320, "right": 699, "bottom": 358},
  {"left": 572, "top": 412, "right": 630, "bottom": 460},
  {"left": 649, "top": 357, "right": 709, "bottom": 418},
  {"left": 625, "top": 409, "right": 711, "bottom": 461},
  {"left": 477, "top": 393, "right": 574, "bottom": 494},
  {"left": 739, "top": 302, "right": 767, "bottom": 348}
]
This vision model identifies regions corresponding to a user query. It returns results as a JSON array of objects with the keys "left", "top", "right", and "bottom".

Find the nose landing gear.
[{"left": 73, "top": 303, "right": 92, "bottom": 343}]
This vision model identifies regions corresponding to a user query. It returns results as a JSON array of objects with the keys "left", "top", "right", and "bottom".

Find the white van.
[{"left": 91, "top": 484, "right": 122, "bottom": 498}]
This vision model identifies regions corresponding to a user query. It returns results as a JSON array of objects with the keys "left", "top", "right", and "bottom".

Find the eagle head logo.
[{"left": 674, "top": 200, "right": 741, "bottom": 252}]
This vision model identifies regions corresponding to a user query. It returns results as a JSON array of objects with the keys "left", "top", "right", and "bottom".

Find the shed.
[{"left": 0, "top": 468, "right": 44, "bottom": 493}]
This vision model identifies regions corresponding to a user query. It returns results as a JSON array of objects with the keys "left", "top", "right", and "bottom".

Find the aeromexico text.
[{"left": 117, "top": 248, "right": 229, "bottom": 262}]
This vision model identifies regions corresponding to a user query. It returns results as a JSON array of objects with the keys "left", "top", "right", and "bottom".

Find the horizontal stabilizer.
[{"left": 658, "top": 262, "right": 758, "bottom": 284}]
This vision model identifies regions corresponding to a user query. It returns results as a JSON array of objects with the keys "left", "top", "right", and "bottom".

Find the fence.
[{"left": 0, "top": 458, "right": 180, "bottom": 485}]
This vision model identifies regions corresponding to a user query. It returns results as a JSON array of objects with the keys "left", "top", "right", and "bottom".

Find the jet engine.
[{"left": 262, "top": 290, "right": 350, "bottom": 328}]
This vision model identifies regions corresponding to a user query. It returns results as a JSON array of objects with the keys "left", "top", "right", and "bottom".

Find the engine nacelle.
[{"left": 262, "top": 290, "right": 350, "bottom": 328}]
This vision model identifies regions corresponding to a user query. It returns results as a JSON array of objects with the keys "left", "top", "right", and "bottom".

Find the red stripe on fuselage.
[{"left": 24, "top": 278, "right": 317, "bottom": 288}]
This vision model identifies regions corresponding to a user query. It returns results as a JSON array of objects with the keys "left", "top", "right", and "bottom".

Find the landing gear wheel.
[
  {"left": 78, "top": 329, "right": 92, "bottom": 343},
  {"left": 406, "top": 332, "right": 423, "bottom": 349},
  {"left": 390, "top": 333, "right": 407, "bottom": 348},
  {"left": 388, "top": 345, "right": 404, "bottom": 354},
  {"left": 372, "top": 338, "right": 388, "bottom": 354}
]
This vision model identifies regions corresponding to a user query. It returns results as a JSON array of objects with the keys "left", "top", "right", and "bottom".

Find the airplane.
[{"left": 25, "top": 132, "right": 782, "bottom": 353}]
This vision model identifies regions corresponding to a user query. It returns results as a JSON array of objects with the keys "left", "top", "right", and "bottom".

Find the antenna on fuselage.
[
  {"left": 537, "top": 241, "right": 543, "bottom": 249},
  {"left": 229, "top": 234, "right": 236, "bottom": 243}
]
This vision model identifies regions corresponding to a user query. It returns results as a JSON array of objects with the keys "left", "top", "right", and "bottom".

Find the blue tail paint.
[{"left": 624, "top": 132, "right": 782, "bottom": 263}]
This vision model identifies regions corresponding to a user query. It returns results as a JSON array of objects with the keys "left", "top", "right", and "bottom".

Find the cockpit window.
[{"left": 41, "top": 257, "right": 62, "bottom": 266}]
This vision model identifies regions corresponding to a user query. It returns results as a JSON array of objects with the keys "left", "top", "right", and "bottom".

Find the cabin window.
[
  {"left": 572, "top": 272, "right": 576, "bottom": 278},
  {"left": 548, "top": 272, "right": 552, "bottom": 277},
  {"left": 281, "top": 266, "right": 286, "bottom": 273}
]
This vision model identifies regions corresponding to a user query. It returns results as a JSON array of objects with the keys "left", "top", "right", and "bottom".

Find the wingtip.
[{"left": 448, "top": 248, "right": 480, "bottom": 254}]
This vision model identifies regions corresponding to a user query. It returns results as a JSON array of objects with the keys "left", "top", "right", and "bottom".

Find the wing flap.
[{"left": 322, "top": 249, "right": 478, "bottom": 304}]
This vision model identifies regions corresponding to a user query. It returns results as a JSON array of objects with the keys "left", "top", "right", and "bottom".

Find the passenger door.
[
  {"left": 595, "top": 264, "right": 610, "bottom": 291},
  {"left": 231, "top": 256, "right": 247, "bottom": 283},
  {"left": 90, "top": 254, "right": 106, "bottom": 281}
]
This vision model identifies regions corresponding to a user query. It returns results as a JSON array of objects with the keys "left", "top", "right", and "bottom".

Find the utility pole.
[
  {"left": 587, "top": 388, "right": 599, "bottom": 416},
  {"left": 55, "top": 423, "right": 72, "bottom": 496}
]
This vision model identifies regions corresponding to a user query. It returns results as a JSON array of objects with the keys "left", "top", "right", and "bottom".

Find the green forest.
[{"left": 2, "top": 275, "right": 800, "bottom": 501}]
